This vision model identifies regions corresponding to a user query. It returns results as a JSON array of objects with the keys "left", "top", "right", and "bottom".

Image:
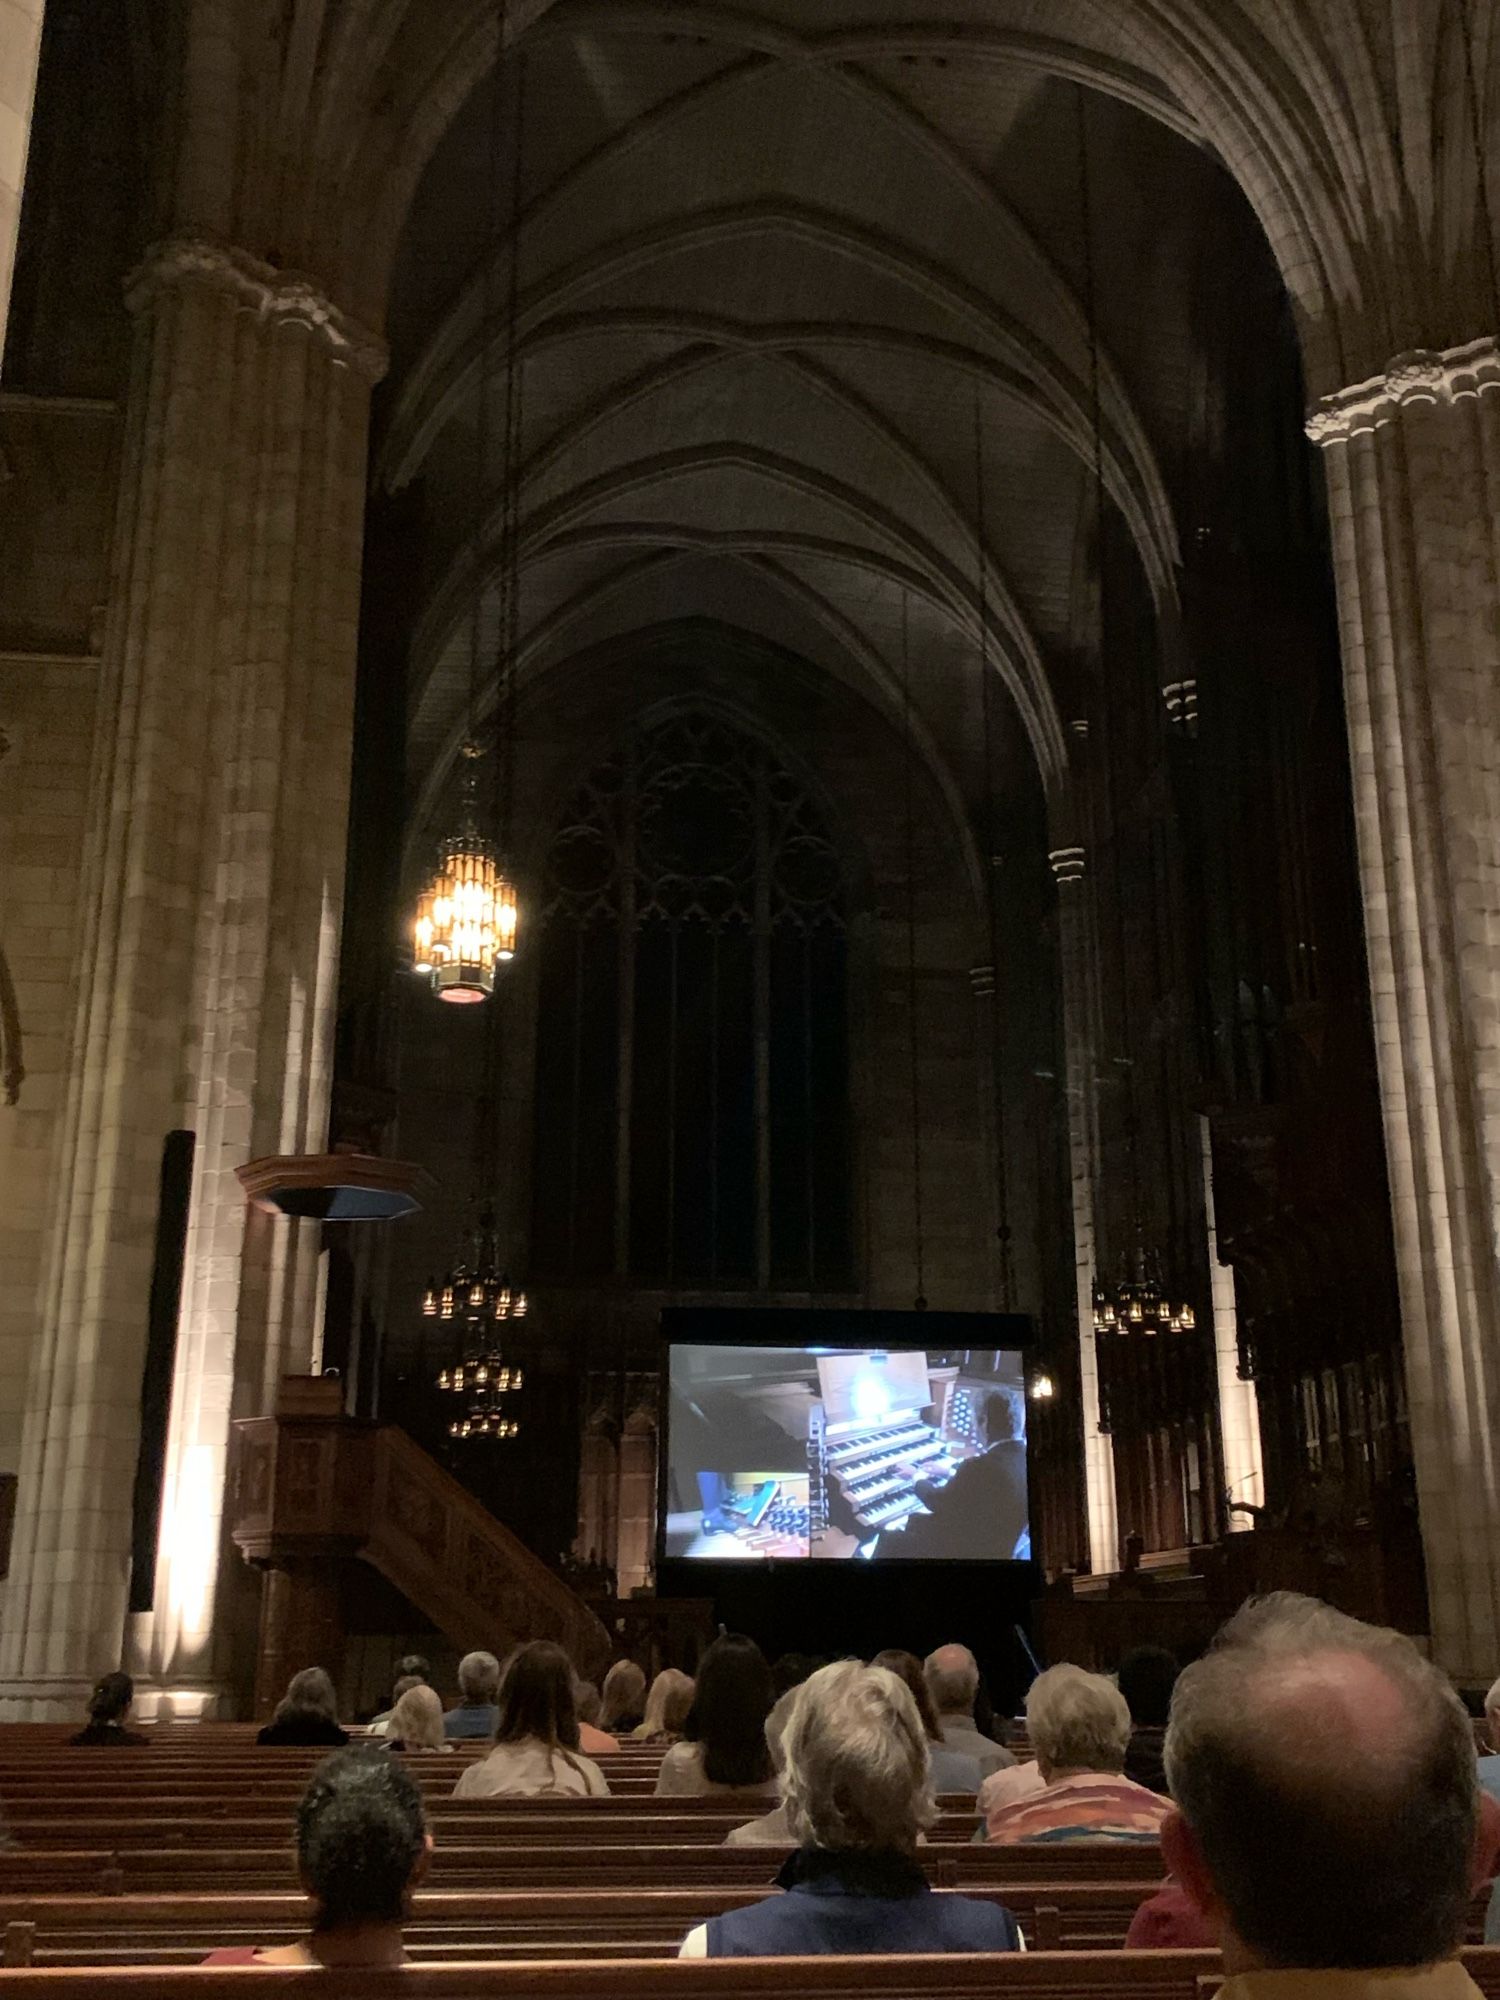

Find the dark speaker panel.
[{"left": 128, "top": 1128, "right": 195, "bottom": 1614}]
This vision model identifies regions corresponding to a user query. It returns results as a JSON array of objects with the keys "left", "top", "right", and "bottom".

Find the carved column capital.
[
  {"left": 125, "top": 235, "right": 388, "bottom": 384},
  {"left": 1306, "top": 335, "right": 1500, "bottom": 445}
]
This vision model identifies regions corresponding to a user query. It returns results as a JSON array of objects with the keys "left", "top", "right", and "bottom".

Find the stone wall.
[
  {"left": 0, "top": 0, "right": 42, "bottom": 371},
  {"left": 0, "top": 389, "right": 114, "bottom": 1483},
  {"left": 0, "top": 650, "right": 96, "bottom": 1471}
]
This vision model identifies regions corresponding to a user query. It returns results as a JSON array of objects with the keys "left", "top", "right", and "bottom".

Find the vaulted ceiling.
[{"left": 375, "top": 20, "right": 1292, "bottom": 847}]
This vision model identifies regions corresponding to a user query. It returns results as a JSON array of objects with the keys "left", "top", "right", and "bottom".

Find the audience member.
[
  {"left": 1118, "top": 1644, "right": 1179, "bottom": 1794},
  {"left": 1478, "top": 1675, "right": 1500, "bottom": 1802},
  {"left": 366, "top": 1655, "right": 431, "bottom": 1737},
  {"left": 1156, "top": 1591, "right": 1500, "bottom": 1990},
  {"left": 454, "top": 1641, "right": 610, "bottom": 1798},
  {"left": 725, "top": 1687, "right": 798, "bottom": 1846},
  {"left": 204, "top": 1749, "right": 430, "bottom": 1966},
  {"left": 600, "top": 1658, "right": 647, "bottom": 1734},
  {"left": 921, "top": 1643, "right": 1015, "bottom": 1779},
  {"left": 657, "top": 1633, "right": 777, "bottom": 1796},
  {"left": 69, "top": 1670, "right": 147, "bottom": 1746},
  {"left": 257, "top": 1667, "right": 350, "bottom": 1748},
  {"left": 383, "top": 1684, "right": 452, "bottom": 1754},
  {"left": 771, "top": 1652, "right": 816, "bottom": 1698},
  {"left": 442, "top": 1649, "right": 501, "bottom": 1741},
  {"left": 631, "top": 1667, "right": 695, "bottom": 1743},
  {"left": 573, "top": 1679, "right": 619, "bottom": 1754},
  {"left": 681, "top": 1661, "right": 1020, "bottom": 1956},
  {"left": 985, "top": 1663, "right": 1169, "bottom": 1843},
  {"left": 871, "top": 1650, "right": 981, "bottom": 1795},
  {"left": 366, "top": 1675, "right": 423, "bottom": 1739}
]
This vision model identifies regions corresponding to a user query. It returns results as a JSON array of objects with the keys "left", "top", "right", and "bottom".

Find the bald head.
[
  {"left": 923, "top": 1644, "right": 978, "bottom": 1718},
  {"left": 1166, "top": 1593, "right": 1481, "bottom": 1971}
]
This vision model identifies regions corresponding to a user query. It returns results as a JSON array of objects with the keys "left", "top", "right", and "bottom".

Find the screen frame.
[{"left": 655, "top": 1304, "right": 1033, "bottom": 1570}]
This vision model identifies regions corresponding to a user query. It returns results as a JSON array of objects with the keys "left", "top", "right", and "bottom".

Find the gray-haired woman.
[
  {"left": 257, "top": 1666, "right": 350, "bottom": 1747},
  {"left": 683, "top": 1660, "right": 1021, "bottom": 1957}
]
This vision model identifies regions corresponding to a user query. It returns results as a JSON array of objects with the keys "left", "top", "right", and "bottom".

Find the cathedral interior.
[{"left": 1, "top": 0, "right": 1499, "bottom": 1716}]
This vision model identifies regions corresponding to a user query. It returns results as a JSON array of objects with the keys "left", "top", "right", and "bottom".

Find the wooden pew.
[
  {"left": 0, "top": 1883, "right": 1162, "bottom": 1966},
  {"left": 0, "top": 1839, "right": 1160, "bottom": 1899},
  {"left": 4, "top": 1874, "right": 1493, "bottom": 1967},
  {"left": 0, "top": 1950, "right": 1495, "bottom": 2000},
  {"left": 0, "top": 1951, "right": 1231, "bottom": 1998}
]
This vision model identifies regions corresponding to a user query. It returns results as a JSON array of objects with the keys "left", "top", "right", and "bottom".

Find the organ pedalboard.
[{"left": 822, "top": 1411, "right": 957, "bottom": 1535}]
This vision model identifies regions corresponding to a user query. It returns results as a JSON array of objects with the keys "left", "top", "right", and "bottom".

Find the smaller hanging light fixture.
[
  {"left": 1091, "top": 1240, "right": 1195, "bottom": 1340},
  {"left": 423, "top": 1207, "right": 527, "bottom": 1441}
]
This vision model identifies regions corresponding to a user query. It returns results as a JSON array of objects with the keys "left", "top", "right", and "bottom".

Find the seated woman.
[
  {"left": 573, "top": 1679, "right": 619, "bottom": 1754},
  {"left": 257, "top": 1667, "right": 351, "bottom": 1748},
  {"left": 871, "top": 1650, "right": 981, "bottom": 1796},
  {"left": 383, "top": 1683, "right": 453, "bottom": 1754},
  {"left": 600, "top": 1658, "right": 647, "bottom": 1735},
  {"left": 69, "top": 1671, "right": 147, "bottom": 1746},
  {"left": 453, "top": 1641, "right": 610, "bottom": 1798},
  {"left": 682, "top": 1660, "right": 1021, "bottom": 1955},
  {"left": 365, "top": 1673, "right": 423, "bottom": 1739},
  {"left": 656, "top": 1634, "right": 776, "bottom": 1797},
  {"left": 983, "top": 1664, "right": 1171, "bottom": 1844},
  {"left": 631, "top": 1667, "right": 695, "bottom": 1744},
  {"left": 205, "top": 1749, "right": 431, "bottom": 1966}
]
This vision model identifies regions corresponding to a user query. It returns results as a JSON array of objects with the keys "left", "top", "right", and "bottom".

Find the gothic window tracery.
[{"left": 532, "top": 709, "right": 851, "bottom": 1291}]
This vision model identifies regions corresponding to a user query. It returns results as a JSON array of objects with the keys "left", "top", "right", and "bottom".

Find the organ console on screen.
[{"left": 663, "top": 1344, "right": 1030, "bottom": 1563}]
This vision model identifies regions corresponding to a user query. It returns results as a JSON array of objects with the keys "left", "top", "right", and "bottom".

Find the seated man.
[
  {"left": 921, "top": 1643, "right": 1014, "bottom": 1780},
  {"left": 985, "top": 1663, "right": 1169, "bottom": 1843},
  {"left": 1158, "top": 1590, "right": 1500, "bottom": 1994},
  {"left": 443, "top": 1649, "right": 502, "bottom": 1740},
  {"left": 682, "top": 1660, "right": 1020, "bottom": 1956},
  {"left": 906, "top": 1392, "right": 1027, "bottom": 1560}
]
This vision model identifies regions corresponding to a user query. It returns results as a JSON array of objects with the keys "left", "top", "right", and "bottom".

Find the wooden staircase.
[{"left": 229, "top": 1381, "right": 610, "bottom": 1711}]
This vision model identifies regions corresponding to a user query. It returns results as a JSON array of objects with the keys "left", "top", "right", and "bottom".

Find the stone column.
[
  {"left": 0, "top": 238, "right": 382, "bottom": 1716},
  {"left": 1307, "top": 338, "right": 1500, "bottom": 1680},
  {"left": 616, "top": 1402, "right": 657, "bottom": 1597},
  {"left": 1049, "top": 842, "right": 1118, "bottom": 1575},
  {"left": 0, "top": 0, "right": 43, "bottom": 372}
]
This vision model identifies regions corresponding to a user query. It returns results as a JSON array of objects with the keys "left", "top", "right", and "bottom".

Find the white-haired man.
[
  {"left": 1158, "top": 1592, "right": 1500, "bottom": 1996},
  {"left": 985, "top": 1663, "right": 1169, "bottom": 1843},
  {"left": 443, "top": 1649, "right": 501, "bottom": 1740},
  {"left": 921, "top": 1643, "right": 1014, "bottom": 1779},
  {"left": 682, "top": 1661, "right": 1021, "bottom": 1956}
]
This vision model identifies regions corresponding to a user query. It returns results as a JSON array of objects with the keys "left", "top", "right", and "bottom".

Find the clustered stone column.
[
  {"left": 1049, "top": 841, "right": 1118, "bottom": 1575},
  {"left": 0, "top": 238, "right": 383, "bottom": 1716},
  {"left": 1308, "top": 337, "right": 1500, "bottom": 1681}
]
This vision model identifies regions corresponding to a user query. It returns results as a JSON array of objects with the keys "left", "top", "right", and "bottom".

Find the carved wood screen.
[{"left": 531, "top": 710, "right": 852, "bottom": 1292}]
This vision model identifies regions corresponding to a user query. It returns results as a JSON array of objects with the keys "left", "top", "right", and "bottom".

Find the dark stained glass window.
[{"left": 532, "top": 710, "right": 851, "bottom": 1291}]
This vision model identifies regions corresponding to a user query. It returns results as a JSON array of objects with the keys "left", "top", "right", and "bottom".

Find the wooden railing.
[{"left": 229, "top": 1404, "right": 610, "bottom": 1680}]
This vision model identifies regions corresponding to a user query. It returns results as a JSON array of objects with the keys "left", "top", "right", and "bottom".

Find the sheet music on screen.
[{"left": 663, "top": 1343, "right": 1030, "bottom": 1562}]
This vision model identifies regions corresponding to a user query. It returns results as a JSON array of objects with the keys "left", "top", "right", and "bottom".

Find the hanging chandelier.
[
  {"left": 413, "top": 745, "right": 518, "bottom": 1003},
  {"left": 410, "top": 35, "right": 527, "bottom": 1002},
  {"left": 1092, "top": 1243, "right": 1195, "bottom": 1338},
  {"left": 424, "top": 1212, "right": 527, "bottom": 1440}
]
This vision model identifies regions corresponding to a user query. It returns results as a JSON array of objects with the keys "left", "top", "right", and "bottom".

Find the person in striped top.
[{"left": 984, "top": 1664, "right": 1170, "bottom": 1844}]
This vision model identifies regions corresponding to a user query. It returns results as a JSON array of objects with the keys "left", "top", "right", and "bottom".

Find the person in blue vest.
[{"left": 679, "top": 1659, "right": 1022, "bottom": 1958}]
